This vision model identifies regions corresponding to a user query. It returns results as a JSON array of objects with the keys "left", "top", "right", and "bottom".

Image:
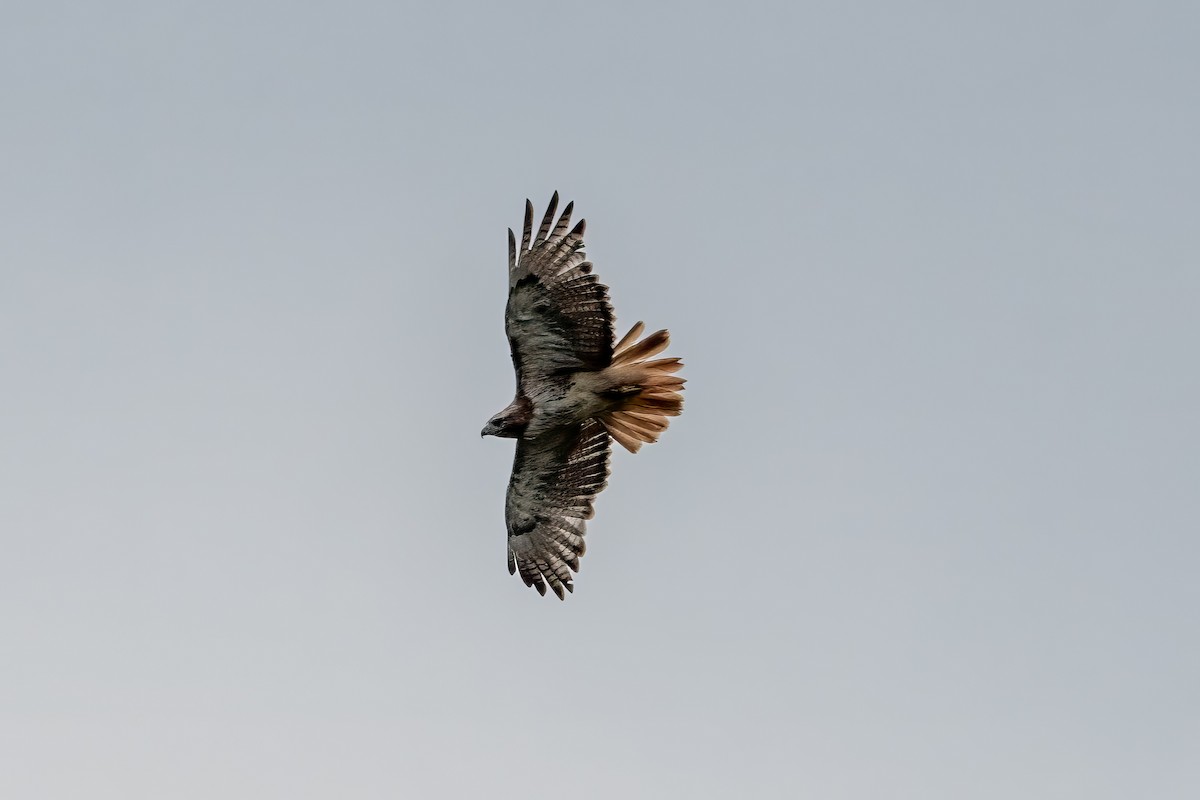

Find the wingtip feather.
[{"left": 521, "top": 200, "right": 534, "bottom": 252}]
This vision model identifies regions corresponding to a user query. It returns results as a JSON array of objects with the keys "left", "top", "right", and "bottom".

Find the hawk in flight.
[{"left": 482, "top": 193, "right": 685, "bottom": 598}]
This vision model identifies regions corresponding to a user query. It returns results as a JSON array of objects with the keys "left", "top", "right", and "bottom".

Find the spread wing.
[
  {"left": 505, "top": 193, "right": 615, "bottom": 389},
  {"left": 506, "top": 418, "right": 612, "bottom": 599}
]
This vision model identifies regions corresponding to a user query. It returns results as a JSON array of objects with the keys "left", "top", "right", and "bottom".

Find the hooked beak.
[{"left": 481, "top": 421, "right": 498, "bottom": 438}]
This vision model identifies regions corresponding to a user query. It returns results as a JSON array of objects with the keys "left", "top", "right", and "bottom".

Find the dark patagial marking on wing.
[{"left": 510, "top": 519, "right": 536, "bottom": 536}]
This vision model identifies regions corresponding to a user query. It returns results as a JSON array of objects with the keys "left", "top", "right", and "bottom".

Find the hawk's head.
[{"left": 481, "top": 397, "right": 532, "bottom": 439}]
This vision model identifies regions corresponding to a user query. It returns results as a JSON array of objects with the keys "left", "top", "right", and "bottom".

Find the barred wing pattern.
[
  {"left": 505, "top": 418, "right": 612, "bottom": 599},
  {"left": 505, "top": 192, "right": 615, "bottom": 386}
]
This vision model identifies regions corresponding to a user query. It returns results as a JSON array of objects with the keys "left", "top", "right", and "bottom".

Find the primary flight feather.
[{"left": 482, "top": 193, "right": 685, "bottom": 599}]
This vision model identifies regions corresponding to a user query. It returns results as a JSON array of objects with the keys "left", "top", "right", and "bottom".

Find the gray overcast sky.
[{"left": 2, "top": 1, "right": 1198, "bottom": 797}]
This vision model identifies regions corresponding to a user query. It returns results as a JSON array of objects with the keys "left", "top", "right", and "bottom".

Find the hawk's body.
[{"left": 482, "top": 194, "right": 685, "bottom": 598}]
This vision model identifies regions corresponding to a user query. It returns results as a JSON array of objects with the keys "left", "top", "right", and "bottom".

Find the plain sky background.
[{"left": 2, "top": 1, "right": 1198, "bottom": 797}]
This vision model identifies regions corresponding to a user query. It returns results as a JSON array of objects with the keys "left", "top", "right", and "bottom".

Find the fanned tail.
[{"left": 599, "top": 322, "right": 685, "bottom": 454}]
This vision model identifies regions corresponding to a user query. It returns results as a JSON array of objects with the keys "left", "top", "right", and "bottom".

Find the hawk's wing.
[
  {"left": 506, "top": 418, "right": 612, "bottom": 598},
  {"left": 505, "top": 193, "right": 615, "bottom": 389}
]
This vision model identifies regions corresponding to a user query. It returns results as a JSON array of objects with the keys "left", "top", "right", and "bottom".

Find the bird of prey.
[{"left": 481, "top": 193, "right": 685, "bottom": 598}]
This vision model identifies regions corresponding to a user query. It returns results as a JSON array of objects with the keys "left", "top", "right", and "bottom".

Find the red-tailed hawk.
[{"left": 482, "top": 193, "right": 685, "bottom": 598}]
